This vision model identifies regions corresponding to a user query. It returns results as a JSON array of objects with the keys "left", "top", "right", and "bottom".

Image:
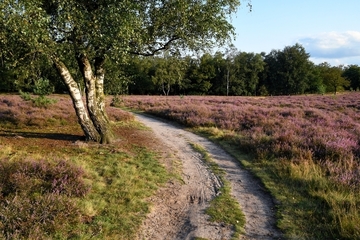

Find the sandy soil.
[{"left": 134, "top": 114, "right": 283, "bottom": 240}]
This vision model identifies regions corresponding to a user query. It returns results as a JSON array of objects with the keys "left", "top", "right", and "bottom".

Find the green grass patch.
[
  {"left": 71, "top": 145, "right": 170, "bottom": 239},
  {"left": 0, "top": 141, "right": 171, "bottom": 239},
  {"left": 190, "top": 143, "right": 245, "bottom": 239}
]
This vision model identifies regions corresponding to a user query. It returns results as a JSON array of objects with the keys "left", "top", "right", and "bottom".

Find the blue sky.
[{"left": 231, "top": 0, "right": 360, "bottom": 66}]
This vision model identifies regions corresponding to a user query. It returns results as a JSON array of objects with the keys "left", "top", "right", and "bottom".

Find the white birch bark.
[
  {"left": 77, "top": 54, "right": 113, "bottom": 143},
  {"left": 52, "top": 57, "right": 100, "bottom": 141}
]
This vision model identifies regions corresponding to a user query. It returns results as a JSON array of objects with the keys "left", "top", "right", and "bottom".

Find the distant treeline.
[{"left": 1, "top": 43, "right": 359, "bottom": 96}]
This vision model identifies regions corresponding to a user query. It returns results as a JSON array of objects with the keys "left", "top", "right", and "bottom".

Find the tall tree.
[
  {"left": 1, "top": 0, "right": 241, "bottom": 143},
  {"left": 318, "top": 63, "right": 350, "bottom": 94},
  {"left": 230, "top": 52, "right": 264, "bottom": 96},
  {"left": 342, "top": 65, "right": 360, "bottom": 91},
  {"left": 183, "top": 53, "right": 214, "bottom": 95},
  {"left": 307, "top": 62, "right": 325, "bottom": 94},
  {"left": 264, "top": 44, "right": 311, "bottom": 95},
  {"left": 152, "top": 55, "right": 185, "bottom": 96},
  {"left": 125, "top": 57, "right": 157, "bottom": 95},
  {"left": 208, "top": 51, "right": 227, "bottom": 95}
]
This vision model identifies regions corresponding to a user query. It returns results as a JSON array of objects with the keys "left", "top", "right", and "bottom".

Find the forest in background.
[{"left": 1, "top": 43, "right": 359, "bottom": 96}]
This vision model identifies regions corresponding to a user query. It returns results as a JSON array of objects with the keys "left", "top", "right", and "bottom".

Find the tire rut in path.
[{"left": 134, "top": 114, "right": 282, "bottom": 240}]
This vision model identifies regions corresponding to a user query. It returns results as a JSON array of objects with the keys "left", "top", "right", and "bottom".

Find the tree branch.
[
  {"left": 129, "top": 36, "right": 179, "bottom": 56},
  {"left": 11, "top": 50, "right": 45, "bottom": 67}
]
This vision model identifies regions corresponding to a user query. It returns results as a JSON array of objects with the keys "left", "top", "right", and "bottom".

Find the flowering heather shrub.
[
  {"left": 323, "top": 158, "right": 360, "bottom": 189},
  {"left": 121, "top": 93, "right": 360, "bottom": 189},
  {"left": 0, "top": 95, "right": 76, "bottom": 128},
  {"left": 0, "top": 94, "right": 133, "bottom": 128},
  {"left": 106, "top": 105, "right": 134, "bottom": 122},
  {"left": 0, "top": 158, "right": 90, "bottom": 238},
  {"left": 1, "top": 193, "right": 80, "bottom": 239},
  {"left": 0, "top": 158, "right": 90, "bottom": 197}
]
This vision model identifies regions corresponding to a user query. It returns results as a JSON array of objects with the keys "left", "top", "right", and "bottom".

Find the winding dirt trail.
[{"left": 134, "top": 114, "right": 283, "bottom": 240}]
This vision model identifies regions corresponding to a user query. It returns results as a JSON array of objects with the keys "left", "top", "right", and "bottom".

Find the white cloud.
[
  {"left": 298, "top": 31, "right": 360, "bottom": 60},
  {"left": 309, "top": 56, "right": 360, "bottom": 66}
]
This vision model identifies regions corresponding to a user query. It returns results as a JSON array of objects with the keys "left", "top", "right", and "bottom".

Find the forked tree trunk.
[
  {"left": 162, "top": 81, "right": 171, "bottom": 96},
  {"left": 52, "top": 57, "right": 101, "bottom": 142},
  {"left": 76, "top": 54, "right": 114, "bottom": 144}
]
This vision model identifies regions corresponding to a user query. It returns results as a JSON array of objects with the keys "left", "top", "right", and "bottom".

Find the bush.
[
  {"left": 33, "top": 78, "right": 54, "bottom": 96},
  {"left": 110, "top": 95, "right": 124, "bottom": 107},
  {"left": 19, "top": 90, "right": 57, "bottom": 108},
  {"left": 0, "top": 158, "right": 90, "bottom": 239},
  {"left": 32, "top": 95, "right": 57, "bottom": 108},
  {"left": 19, "top": 90, "right": 32, "bottom": 101}
]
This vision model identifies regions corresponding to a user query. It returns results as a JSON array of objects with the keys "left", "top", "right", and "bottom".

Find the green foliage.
[
  {"left": 32, "top": 95, "right": 57, "bottom": 108},
  {"left": 121, "top": 47, "right": 354, "bottom": 97},
  {"left": 317, "top": 84, "right": 327, "bottom": 94},
  {"left": 2, "top": 0, "right": 357, "bottom": 99},
  {"left": 123, "top": 56, "right": 157, "bottom": 95},
  {"left": 306, "top": 62, "right": 326, "bottom": 94},
  {"left": 152, "top": 54, "right": 186, "bottom": 95},
  {"left": 318, "top": 63, "right": 350, "bottom": 94},
  {"left": 264, "top": 43, "right": 312, "bottom": 95},
  {"left": 342, "top": 65, "right": 360, "bottom": 91},
  {"left": 229, "top": 51, "right": 265, "bottom": 96},
  {"left": 0, "top": 70, "right": 17, "bottom": 92},
  {"left": 110, "top": 95, "right": 124, "bottom": 107},
  {"left": 1, "top": 0, "right": 241, "bottom": 77},
  {"left": 257, "top": 85, "right": 269, "bottom": 96},
  {"left": 19, "top": 90, "right": 32, "bottom": 101},
  {"left": 183, "top": 54, "right": 215, "bottom": 95},
  {"left": 19, "top": 90, "right": 57, "bottom": 108},
  {"left": 208, "top": 52, "right": 228, "bottom": 95},
  {"left": 33, "top": 78, "right": 54, "bottom": 96}
]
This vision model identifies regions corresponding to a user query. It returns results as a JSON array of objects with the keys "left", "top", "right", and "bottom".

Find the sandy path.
[{"left": 134, "top": 113, "right": 282, "bottom": 240}]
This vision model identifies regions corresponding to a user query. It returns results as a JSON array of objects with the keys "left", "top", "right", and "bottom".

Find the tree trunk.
[
  {"left": 77, "top": 54, "right": 114, "bottom": 144},
  {"left": 52, "top": 57, "right": 101, "bottom": 142},
  {"left": 166, "top": 82, "right": 171, "bottom": 96},
  {"left": 94, "top": 57, "right": 115, "bottom": 143}
]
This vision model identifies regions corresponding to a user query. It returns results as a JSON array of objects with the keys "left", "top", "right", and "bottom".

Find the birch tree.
[{"left": 1, "top": 0, "right": 242, "bottom": 143}]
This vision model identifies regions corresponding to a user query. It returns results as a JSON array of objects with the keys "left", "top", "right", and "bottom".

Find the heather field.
[
  {"left": 0, "top": 94, "right": 171, "bottom": 239},
  {"left": 119, "top": 92, "right": 360, "bottom": 239}
]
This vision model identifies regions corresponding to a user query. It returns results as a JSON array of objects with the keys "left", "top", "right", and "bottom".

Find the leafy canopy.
[{"left": 1, "top": 0, "right": 241, "bottom": 63}]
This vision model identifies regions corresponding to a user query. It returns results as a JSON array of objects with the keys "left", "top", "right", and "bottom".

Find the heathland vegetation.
[
  {"left": 118, "top": 93, "right": 360, "bottom": 239},
  {"left": 2, "top": 92, "right": 359, "bottom": 239},
  {"left": 1, "top": 1, "right": 360, "bottom": 239},
  {"left": 0, "top": 94, "right": 173, "bottom": 239}
]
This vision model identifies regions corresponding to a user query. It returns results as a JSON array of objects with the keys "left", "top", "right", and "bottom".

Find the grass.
[
  {"left": 120, "top": 93, "right": 360, "bottom": 239},
  {"left": 195, "top": 126, "right": 359, "bottom": 239},
  {"left": 190, "top": 143, "right": 245, "bottom": 240},
  {"left": 3, "top": 92, "right": 359, "bottom": 239},
  {"left": 0, "top": 94, "right": 172, "bottom": 239},
  {"left": 72, "top": 145, "right": 170, "bottom": 239},
  {"left": 0, "top": 143, "right": 170, "bottom": 239}
]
